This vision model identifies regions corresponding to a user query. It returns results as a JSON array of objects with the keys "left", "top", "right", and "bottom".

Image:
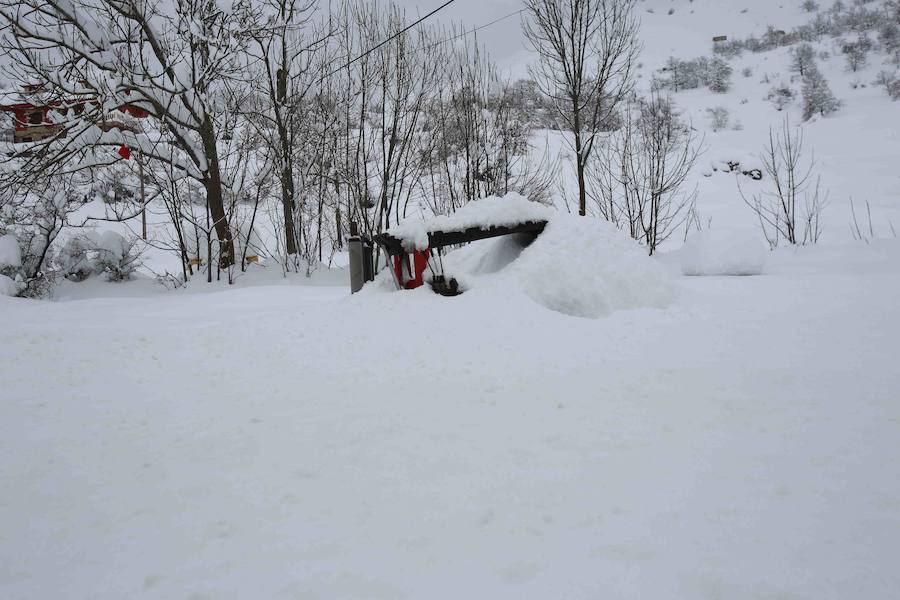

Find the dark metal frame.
[{"left": 372, "top": 220, "right": 548, "bottom": 257}]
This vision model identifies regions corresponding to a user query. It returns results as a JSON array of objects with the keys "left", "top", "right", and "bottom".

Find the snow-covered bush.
[
  {"left": 680, "top": 230, "right": 767, "bottom": 276},
  {"left": 94, "top": 232, "right": 142, "bottom": 282},
  {"left": 0, "top": 233, "right": 25, "bottom": 296},
  {"left": 887, "top": 77, "right": 900, "bottom": 99},
  {"left": 842, "top": 35, "right": 871, "bottom": 71},
  {"left": 707, "top": 57, "right": 733, "bottom": 92},
  {"left": 659, "top": 56, "right": 732, "bottom": 93},
  {"left": 720, "top": 1, "right": 887, "bottom": 56},
  {"left": 707, "top": 106, "right": 730, "bottom": 131},
  {"left": 878, "top": 21, "right": 900, "bottom": 63},
  {"left": 841, "top": 3, "right": 882, "bottom": 33},
  {"left": 0, "top": 233, "right": 21, "bottom": 273},
  {"left": 767, "top": 84, "right": 796, "bottom": 111},
  {"left": 791, "top": 43, "right": 817, "bottom": 76},
  {"left": 0, "top": 273, "right": 20, "bottom": 296},
  {"left": 58, "top": 231, "right": 142, "bottom": 282},
  {"left": 90, "top": 166, "right": 138, "bottom": 205},
  {"left": 712, "top": 39, "right": 745, "bottom": 58},
  {"left": 802, "top": 66, "right": 841, "bottom": 119},
  {"left": 0, "top": 178, "right": 87, "bottom": 297}
]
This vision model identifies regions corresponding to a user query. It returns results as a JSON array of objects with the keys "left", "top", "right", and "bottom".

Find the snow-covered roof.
[{"left": 384, "top": 193, "right": 554, "bottom": 251}]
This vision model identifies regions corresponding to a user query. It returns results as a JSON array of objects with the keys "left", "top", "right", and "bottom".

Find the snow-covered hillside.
[{"left": 603, "top": 0, "right": 899, "bottom": 245}]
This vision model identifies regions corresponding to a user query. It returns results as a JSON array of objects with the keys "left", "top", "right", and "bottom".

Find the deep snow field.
[
  {"left": 2, "top": 229, "right": 900, "bottom": 599},
  {"left": 3, "top": 0, "right": 900, "bottom": 598}
]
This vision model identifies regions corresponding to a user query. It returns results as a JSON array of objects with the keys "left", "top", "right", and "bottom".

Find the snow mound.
[
  {"left": 95, "top": 230, "right": 127, "bottom": 257},
  {"left": 681, "top": 230, "right": 767, "bottom": 276},
  {"left": 0, "top": 234, "right": 21, "bottom": 269},
  {"left": 387, "top": 192, "right": 552, "bottom": 251},
  {"left": 0, "top": 273, "right": 19, "bottom": 296},
  {"left": 510, "top": 215, "right": 674, "bottom": 319}
]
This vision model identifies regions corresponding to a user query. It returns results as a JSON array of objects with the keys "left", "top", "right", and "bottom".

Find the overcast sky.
[{"left": 392, "top": 0, "right": 532, "bottom": 77}]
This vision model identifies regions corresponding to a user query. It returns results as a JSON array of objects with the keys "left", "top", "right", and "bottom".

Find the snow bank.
[
  {"left": 681, "top": 230, "right": 767, "bottom": 276},
  {"left": 510, "top": 215, "right": 674, "bottom": 318},
  {"left": 387, "top": 193, "right": 553, "bottom": 251},
  {"left": 0, "top": 234, "right": 21, "bottom": 269}
]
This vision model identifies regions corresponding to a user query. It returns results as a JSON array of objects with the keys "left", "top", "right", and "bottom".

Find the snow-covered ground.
[
  {"left": 3, "top": 1, "right": 900, "bottom": 597},
  {"left": 2, "top": 235, "right": 899, "bottom": 599}
]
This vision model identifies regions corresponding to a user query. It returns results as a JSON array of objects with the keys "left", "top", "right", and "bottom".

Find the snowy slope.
[{"left": 536, "top": 0, "right": 900, "bottom": 248}]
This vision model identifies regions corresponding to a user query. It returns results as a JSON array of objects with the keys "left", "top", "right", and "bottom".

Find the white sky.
[{"left": 392, "top": 0, "right": 532, "bottom": 77}]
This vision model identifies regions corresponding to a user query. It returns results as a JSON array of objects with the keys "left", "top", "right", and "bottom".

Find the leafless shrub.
[
  {"left": 706, "top": 106, "right": 729, "bottom": 131},
  {"left": 849, "top": 197, "right": 897, "bottom": 242},
  {"left": 589, "top": 92, "right": 702, "bottom": 254},
  {"left": 738, "top": 117, "right": 827, "bottom": 247}
]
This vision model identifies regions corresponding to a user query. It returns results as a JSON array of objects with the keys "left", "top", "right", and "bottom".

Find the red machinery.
[
  {"left": 393, "top": 249, "right": 430, "bottom": 289},
  {"left": 372, "top": 220, "right": 548, "bottom": 292}
]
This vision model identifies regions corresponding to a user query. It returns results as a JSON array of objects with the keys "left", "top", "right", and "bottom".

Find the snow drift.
[
  {"left": 681, "top": 230, "right": 767, "bottom": 276},
  {"left": 511, "top": 215, "right": 674, "bottom": 318},
  {"left": 445, "top": 214, "right": 675, "bottom": 319}
]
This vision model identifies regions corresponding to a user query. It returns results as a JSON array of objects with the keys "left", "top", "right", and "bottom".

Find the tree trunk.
[
  {"left": 282, "top": 166, "right": 297, "bottom": 255},
  {"left": 572, "top": 98, "right": 587, "bottom": 216},
  {"left": 200, "top": 116, "right": 235, "bottom": 268},
  {"left": 574, "top": 132, "right": 587, "bottom": 216}
]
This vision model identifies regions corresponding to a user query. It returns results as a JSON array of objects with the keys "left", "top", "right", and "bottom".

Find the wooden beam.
[{"left": 373, "top": 220, "right": 547, "bottom": 256}]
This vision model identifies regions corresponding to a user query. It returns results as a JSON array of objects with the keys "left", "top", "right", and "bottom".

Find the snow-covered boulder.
[
  {"left": 511, "top": 215, "right": 674, "bottom": 318},
  {"left": 680, "top": 230, "right": 767, "bottom": 276}
]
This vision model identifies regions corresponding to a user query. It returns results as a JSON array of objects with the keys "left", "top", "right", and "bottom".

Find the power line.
[
  {"left": 324, "top": 0, "right": 460, "bottom": 78},
  {"left": 414, "top": 8, "right": 525, "bottom": 54}
]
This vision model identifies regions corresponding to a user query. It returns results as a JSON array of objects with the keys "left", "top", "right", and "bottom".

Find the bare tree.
[
  {"left": 422, "top": 33, "right": 544, "bottom": 216},
  {"left": 523, "top": 0, "right": 640, "bottom": 215},
  {"left": 244, "top": 0, "right": 328, "bottom": 262},
  {"left": 327, "top": 2, "right": 444, "bottom": 237},
  {"left": 739, "top": 117, "right": 826, "bottom": 247},
  {"left": 0, "top": 0, "right": 258, "bottom": 268},
  {"left": 588, "top": 92, "right": 701, "bottom": 254}
]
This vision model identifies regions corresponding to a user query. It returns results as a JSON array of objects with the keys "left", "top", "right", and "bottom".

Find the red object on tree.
[{"left": 118, "top": 144, "right": 131, "bottom": 160}]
